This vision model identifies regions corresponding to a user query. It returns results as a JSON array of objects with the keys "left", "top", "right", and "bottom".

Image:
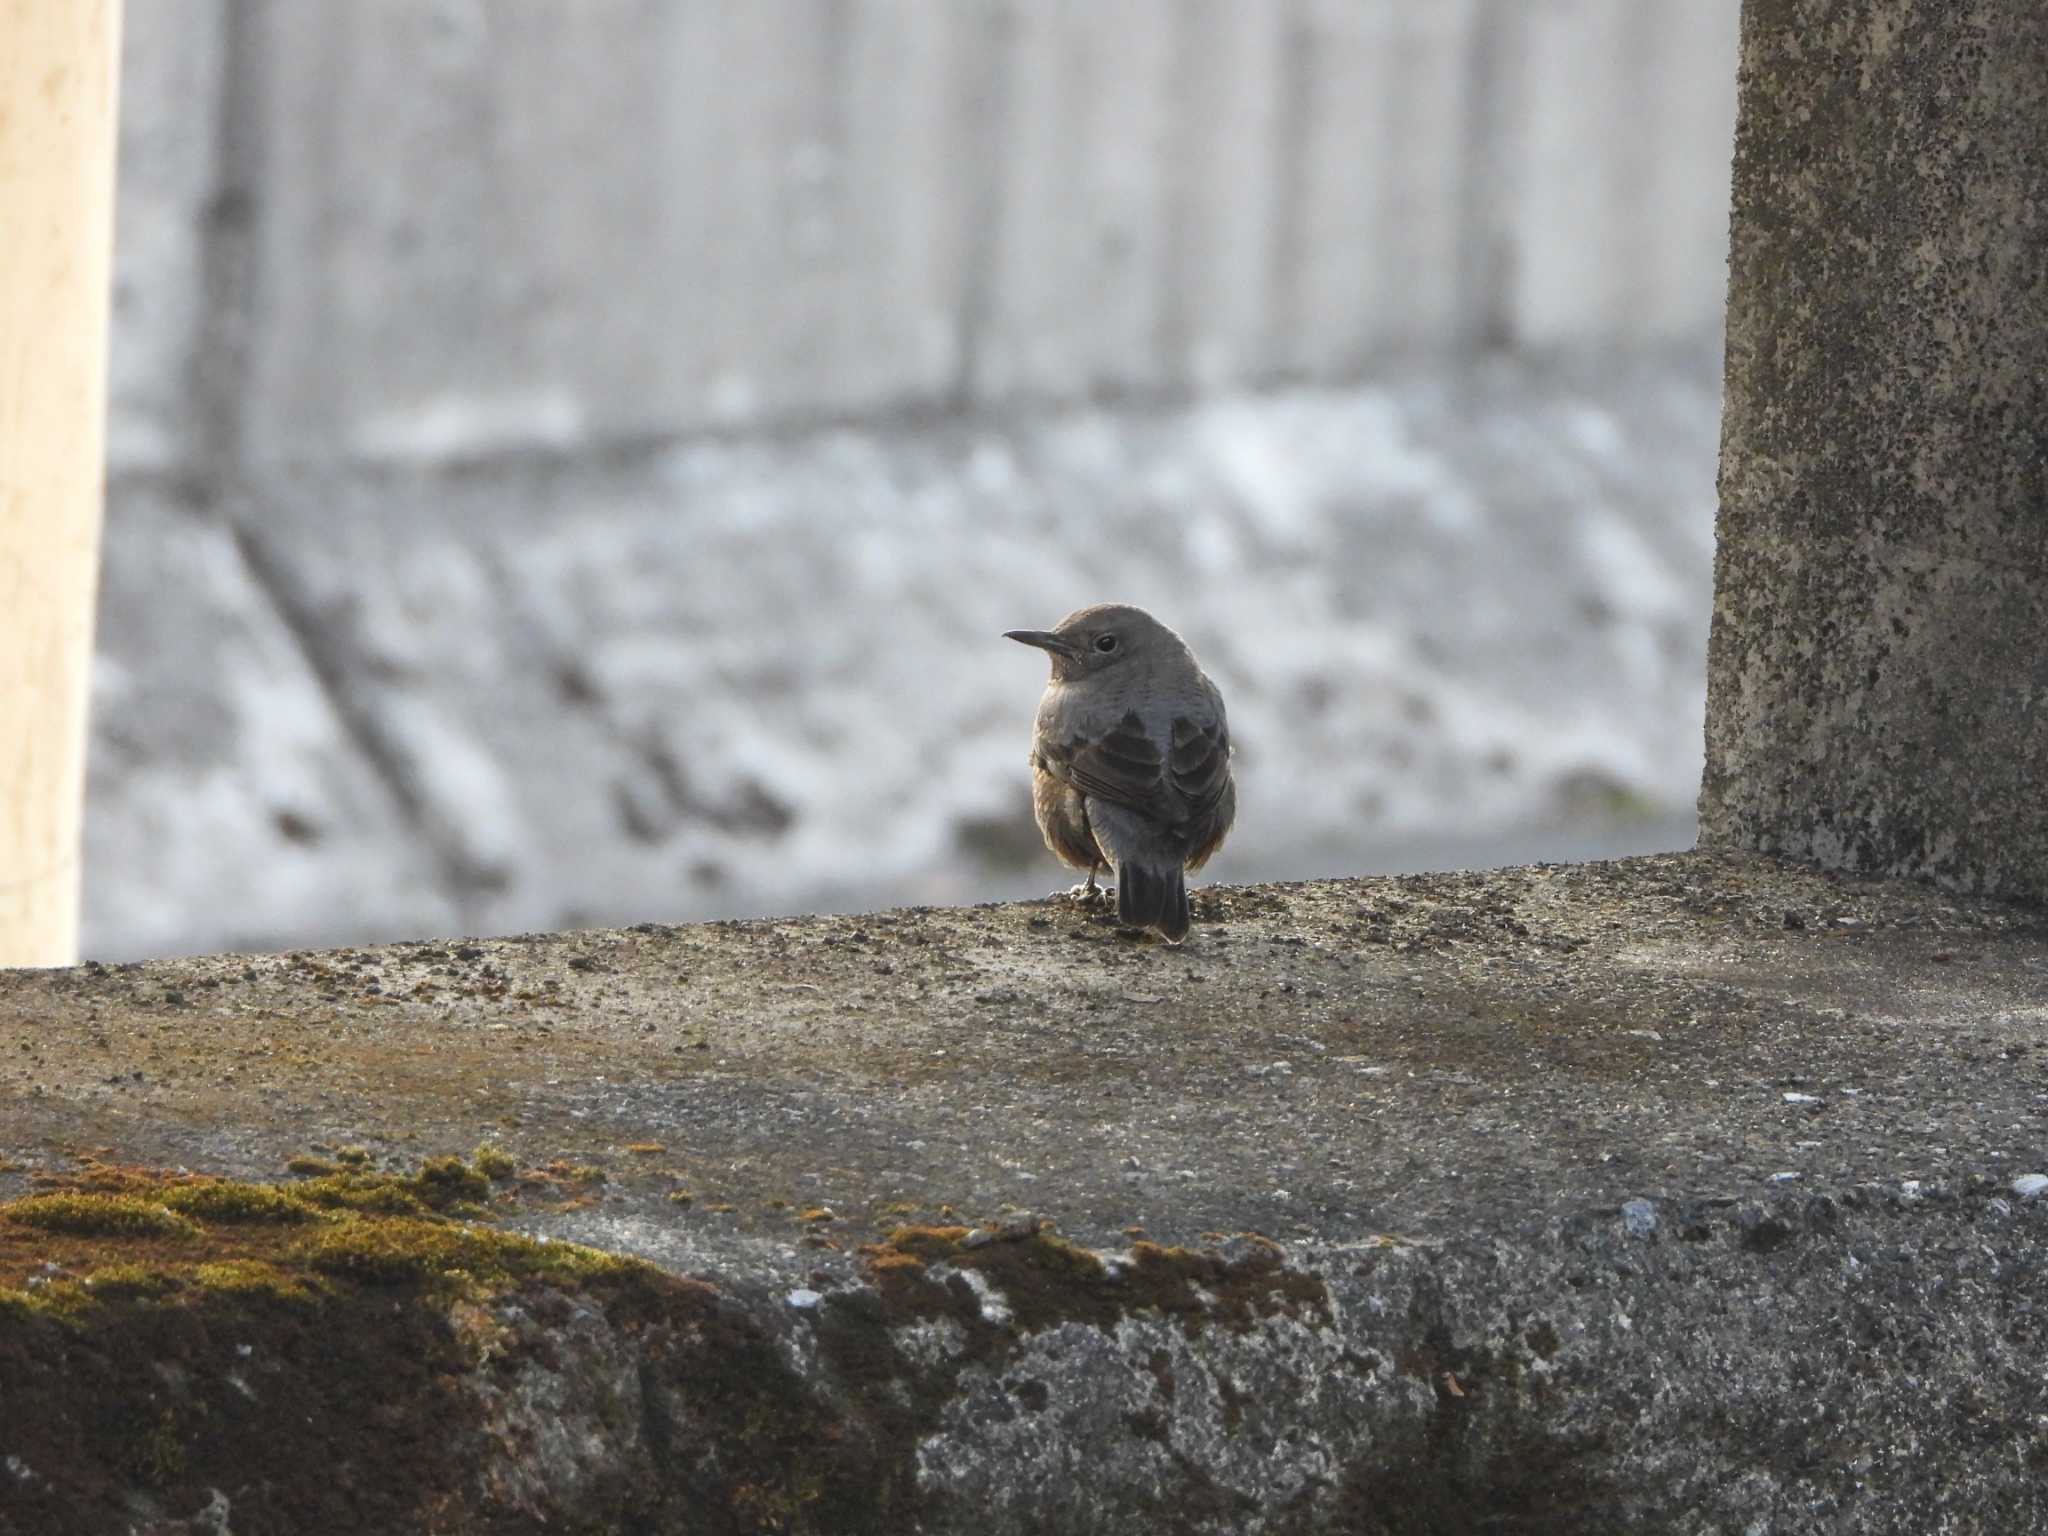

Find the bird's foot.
[{"left": 1060, "top": 879, "right": 1114, "bottom": 907}]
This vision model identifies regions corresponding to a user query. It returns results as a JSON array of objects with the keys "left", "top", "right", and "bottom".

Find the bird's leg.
[{"left": 1065, "top": 864, "right": 1111, "bottom": 905}]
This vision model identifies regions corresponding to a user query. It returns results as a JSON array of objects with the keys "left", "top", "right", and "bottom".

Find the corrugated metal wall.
[{"left": 111, "top": 0, "right": 1739, "bottom": 473}]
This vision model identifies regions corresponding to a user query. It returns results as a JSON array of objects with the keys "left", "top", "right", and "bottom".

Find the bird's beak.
[{"left": 1004, "top": 629, "right": 1079, "bottom": 658}]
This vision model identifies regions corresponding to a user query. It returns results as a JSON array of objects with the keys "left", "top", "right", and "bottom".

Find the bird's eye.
[{"left": 1094, "top": 634, "right": 1118, "bottom": 653}]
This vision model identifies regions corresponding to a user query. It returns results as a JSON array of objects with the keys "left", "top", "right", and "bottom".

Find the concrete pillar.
[
  {"left": 0, "top": 1, "right": 124, "bottom": 965},
  {"left": 1699, "top": 0, "right": 2048, "bottom": 893}
]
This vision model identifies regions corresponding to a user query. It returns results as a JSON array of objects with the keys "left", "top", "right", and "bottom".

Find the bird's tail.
[{"left": 1117, "top": 859, "right": 1191, "bottom": 942}]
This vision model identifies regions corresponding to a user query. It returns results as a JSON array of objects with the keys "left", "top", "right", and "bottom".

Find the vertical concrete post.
[
  {"left": 0, "top": 0, "right": 124, "bottom": 966},
  {"left": 1700, "top": 1, "right": 2048, "bottom": 894}
]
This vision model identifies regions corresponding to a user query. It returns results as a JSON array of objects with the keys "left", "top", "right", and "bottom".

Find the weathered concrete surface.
[
  {"left": 1701, "top": 0, "right": 2048, "bottom": 894},
  {"left": 4, "top": 851, "right": 2048, "bottom": 1530}
]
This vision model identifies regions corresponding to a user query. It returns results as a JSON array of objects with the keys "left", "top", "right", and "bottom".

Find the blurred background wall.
[{"left": 89, "top": 0, "right": 1740, "bottom": 959}]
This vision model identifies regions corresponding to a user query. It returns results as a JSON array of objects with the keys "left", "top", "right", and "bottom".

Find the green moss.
[
  {"left": 3, "top": 1194, "right": 200, "bottom": 1240},
  {"left": 0, "top": 1158, "right": 665, "bottom": 1331},
  {"left": 411, "top": 1155, "right": 492, "bottom": 1210},
  {"left": 0, "top": 1282, "right": 99, "bottom": 1324},
  {"left": 191, "top": 1259, "right": 314, "bottom": 1300},
  {"left": 159, "top": 1181, "right": 319, "bottom": 1225},
  {"left": 294, "top": 1214, "right": 644, "bottom": 1289},
  {"left": 289, "top": 1173, "right": 429, "bottom": 1216},
  {"left": 335, "top": 1146, "right": 373, "bottom": 1167},
  {"left": 285, "top": 1154, "right": 339, "bottom": 1177},
  {"left": 284, "top": 1157, "right": 493, "bottom": 1218},
  {"left": 879, "top": 1224, "right": 972, "bottom": 1261},
  {"left": 472, "top": 1143, "right": 517, "bottom": 1181},
  {"left": 291, "top": 1156, "right": 493, "bottom": 1217},
  {"left": 84, "top": 1264, "right": 179, "bottom": 1301},
  {"left": 18, "top": 1279, "right": 98, "bottom": 1321}
]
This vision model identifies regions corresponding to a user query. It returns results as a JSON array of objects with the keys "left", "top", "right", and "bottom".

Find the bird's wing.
[
  {"left": 1045, "top": 710, "right": 1177, "bottom": 823},
  {"left": 1168, "top": 715, "right": 1233, "bottom": 822},
  {"left": 1049, "top": 708, "right": 1230, "bottom": 830}
]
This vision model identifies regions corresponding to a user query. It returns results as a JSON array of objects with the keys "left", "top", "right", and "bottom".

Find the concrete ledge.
[{"left": 4, "top": 851, "right": 2046, "bottom": 1530}]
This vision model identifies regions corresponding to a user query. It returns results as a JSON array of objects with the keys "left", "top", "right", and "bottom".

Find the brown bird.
[{"left": 1004, "top": 603, "right": 1235, "bottom": 941}]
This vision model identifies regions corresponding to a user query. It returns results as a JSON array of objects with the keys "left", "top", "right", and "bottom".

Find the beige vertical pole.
[{"left": 0, "top": 0, "right": 124, "bottom": 967}]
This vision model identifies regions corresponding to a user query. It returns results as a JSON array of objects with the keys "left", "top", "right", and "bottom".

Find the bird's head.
[{"left": 1004, "top": 603, "right": 1178, "bottom": 683}]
